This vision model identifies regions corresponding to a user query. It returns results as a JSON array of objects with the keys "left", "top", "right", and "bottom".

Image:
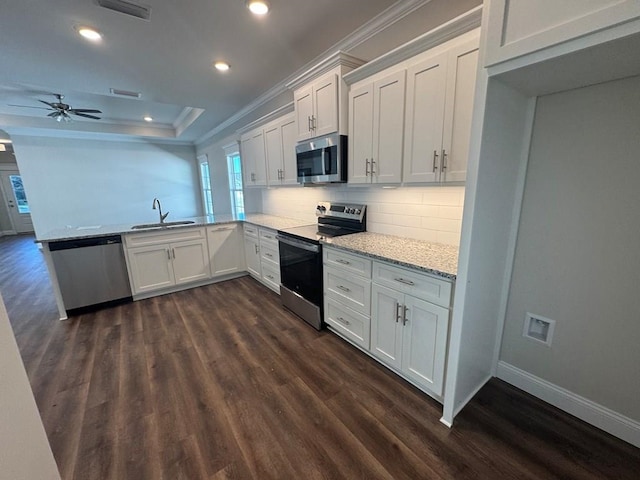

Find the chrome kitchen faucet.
[{"left": 152, "top": 197, "right": 169, "bottom": 223}]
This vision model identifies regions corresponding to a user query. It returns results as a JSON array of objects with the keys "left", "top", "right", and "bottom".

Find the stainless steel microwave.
[{"left": 296, "top": 134, "right": 347, "bottom": 184}]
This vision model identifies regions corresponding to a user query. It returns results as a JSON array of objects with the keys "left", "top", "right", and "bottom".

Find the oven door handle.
[{"left": 276, "top": 235, "right": 320, "bottom": 253}]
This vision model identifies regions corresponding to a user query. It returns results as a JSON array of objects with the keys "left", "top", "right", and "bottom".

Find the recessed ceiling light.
[
  {"left": 143, "top": 116, "right": 153, "bottom": 122},
  {"left": 214, "top": 61, "right": 230, "bottom": 72},
  {"left": 77, "top": 26, "right": 103, "bottom": 41},
  {"left": 247, "top": 0, "right": 269, "bottom": 15}
]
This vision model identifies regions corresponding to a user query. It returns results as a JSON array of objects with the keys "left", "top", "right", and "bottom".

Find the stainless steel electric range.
[{"left": 276, "top": 202, "right": 366, "bottom": 330}]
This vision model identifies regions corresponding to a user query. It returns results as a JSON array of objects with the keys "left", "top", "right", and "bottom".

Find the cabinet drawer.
[
  {"left": 259, "top": 228, "right": 278, "bottom": 244},
  {"left": 324, "top": 265, "right": 371, "bottom": 316},
  {"left": 373, "top": 261, "right": 452, "bottom": 308},
  {"left": 125, "top": 227, "right": 205, "bottom": 248},
  {"left": 260, "top": 242, "right": 279, "bottom": 266},
  {"left": 325, "top": 297, "right": 370, "bottom": 350},
  {"left": 323, "top": 248, "right": 372, "bottom": 278},
  {"left": 261, "top": 262, "right": 281, "bottom": 293},
  {"left": 243, "top": 224, "right": 259, "bottom": 238}
]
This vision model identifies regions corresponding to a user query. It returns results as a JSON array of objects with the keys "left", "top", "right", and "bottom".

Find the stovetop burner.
[{"left": 277, "top": 203, "right": 366, "bottom": 244}]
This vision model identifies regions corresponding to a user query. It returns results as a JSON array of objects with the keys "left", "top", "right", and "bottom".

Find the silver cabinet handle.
[
  {"left": 167, "top": 249, "right": 171, "bottom": 261},
  {"left": 365, "top": 158, "right": 369, "bottom": 176},
  {"left": 337, "top": 285, "right": 351, "bottom": 293},
  {"left": 441, "top": 149, "right": 448, "bottom": 171},
  {"left": 264, "top": 234, "right": 273, "bottom": 239},
  {"left": 265, "top": 253, "right": 273, "bottom": 258},
  {"left": 311, "top": 115, "right": 316, "bottom": 131},
  {"left": 395, "top": 302, "right": 402, "bottom": 323},
  {"left": 308, "top": 116, "right": 312, "bottom": 132},
  {"left": 337, "top": 316, "right": 351, "bottom": 326},
  {"left": 172, "top": 248, "right": 176, "bottom": 259},
  {"left": 370, "top": 158, "right": 376, "bottom": 175},
  {"left": 403, "top": 305, "right": 409, "bottom": 325},
  {"left": 266, "top": 274, "right": 274, "bottom": 280},
  {"left": 336, "top": 259, "right": 351, "bottom": 265},
  {"left": 254, "top": 244, "right": 259, "bottom": 254},
  {"left": 433, "top": 150, "right": 439, "bottom": 172},
  {"left": 394, "top": 277, "right": 415, "bottom": 286}
]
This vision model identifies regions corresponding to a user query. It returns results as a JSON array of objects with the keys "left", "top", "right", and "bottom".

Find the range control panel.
[{"left": 316, "top": 202, "right": 366, "bottom": 221}]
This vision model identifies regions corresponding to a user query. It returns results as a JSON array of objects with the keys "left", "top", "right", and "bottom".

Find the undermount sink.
[{"left": 131, "top": 220, "right": 196, "bottom": 230}]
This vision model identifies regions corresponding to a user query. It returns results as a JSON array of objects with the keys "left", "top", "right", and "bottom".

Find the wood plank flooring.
[{"left": 1, "top": 234, "right": 639, "bottom": 479}]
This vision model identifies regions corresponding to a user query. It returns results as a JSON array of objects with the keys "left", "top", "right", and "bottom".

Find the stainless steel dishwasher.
[{"left": 49, "top": 235, "right": 132, "bottom": 313}]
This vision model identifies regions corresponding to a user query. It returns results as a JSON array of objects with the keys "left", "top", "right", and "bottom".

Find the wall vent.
[
  {"left": 97, "top": 0, "right": 151, "bottom": 20},
  {"left": 523, "top": 313, "right": 556, "bottom": 347},
  {"left": 109, "top": 88, "right": 141, "bottom": 98}
]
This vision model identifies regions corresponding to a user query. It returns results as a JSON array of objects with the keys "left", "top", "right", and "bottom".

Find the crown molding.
[
  {"left": 284, "top": 52, "right": 366, "bottom": 91},
  {"left": 194, "top": 0, "right": 433, "bottom": 147},
  {"left": 173, "top": 107, "right": 205, "bottom": 136},
  {"left": 344, "top": 6, "right": 483, "bottom": 85}
]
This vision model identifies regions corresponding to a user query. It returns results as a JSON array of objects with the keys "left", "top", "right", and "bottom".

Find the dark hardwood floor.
[{"left": 1, "top": 234, "right": 638, "bottom": 479}]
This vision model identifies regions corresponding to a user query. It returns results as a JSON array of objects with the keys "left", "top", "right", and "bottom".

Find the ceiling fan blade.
[
  {"left": 47, "top": 112, "right": 59, "bottom": 117},
  {"left": 7, "top": 104, "right": 53, "bottom": 110},
  {"left": 72, "top": 112, "right": 101, "bottom": 120},
  {"left": 69, "top": 108, "right": 102, "bottom": 114},
  {"left": 39, "top": 100, "right": 57, "bottom": 108}
]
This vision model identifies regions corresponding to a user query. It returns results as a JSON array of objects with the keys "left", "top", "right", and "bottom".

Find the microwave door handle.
[{"left": 323, "top": 147, "right": 331, "bottom": 175}]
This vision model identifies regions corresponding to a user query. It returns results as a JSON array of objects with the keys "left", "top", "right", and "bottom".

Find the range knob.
[{"left": 354, "top": 209, "right": 361, "bottom": 215}]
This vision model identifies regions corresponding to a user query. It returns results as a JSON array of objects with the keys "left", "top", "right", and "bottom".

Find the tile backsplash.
[{"left": 259, "top": 185, "right": 465, "bottom": 246}]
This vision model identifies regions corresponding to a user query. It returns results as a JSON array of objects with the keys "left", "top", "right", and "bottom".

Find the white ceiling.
[{"left": 0, "top": 0, "right": 403, "bottom": 143}]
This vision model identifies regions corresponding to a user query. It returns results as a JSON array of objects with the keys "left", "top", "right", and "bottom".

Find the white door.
[
  {"left": 171, "top": 239, "right": 211, "bottom": 285},
  {"left": 240, "top": 135, "right": 255, "bottom": 186},
  {"left": 294, "top": 85, "right": 314, "bottom": 141},
  {"left": 313, "top": 73, "right": 339, "bottom": 138},
  {"left": 348, "top": 83, "right": 374, "bottom": 184},
  {"left": 441, "top": 39, "right": 479, "bottom": 183},
  {"left": 127, "top": 244, "right": 175, "bottom": 294},
  {"left": 370, "top": 284, "right": 403, "bottom": 369},
  {"left": 244, "top": 235, "right": 261, "bottom": 278},
  {"left": 207, "top": 225, "right": 245, "bottom": 277},
  {"left": 0, "top": 170, "right": 34, "bottom": 233},
  {"left": 280, "top": 116, "right": 298, "bottom": 185},
  {"left": 264, "top": 122, "right": 284, "bottom": 186},
  {"left": 251, "top": 130, "right": 267, "bottom": 186},
  {"left": 372, "top": 70, "right": 406, "bottom": 184},
  {"left": 403, "top": 52, "right": 448, "bottom": 183},
  {"left": 401, "top": 295, "right": 450, "bottom": 396}
]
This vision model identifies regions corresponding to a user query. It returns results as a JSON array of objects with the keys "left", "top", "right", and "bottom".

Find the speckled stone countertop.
[
  {"left": 322, "top": 232, "right": 458, "bottom": 280},
  {"left": 37, "top": 213, "right": 310, "bottom": 242}
]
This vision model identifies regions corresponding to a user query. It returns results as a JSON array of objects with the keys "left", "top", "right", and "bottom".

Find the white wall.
[
  {"left": 501, "top": 75, "right": 640, "bottom": 421},
  {"left": 259, "top": 184, "right": 464, "bottom": 245},
  {"left": 0, "top": 293, "right": 61, "bottom": 480},
  {"left": 11, "top": 136, "right": 201, "bottom": 237}
]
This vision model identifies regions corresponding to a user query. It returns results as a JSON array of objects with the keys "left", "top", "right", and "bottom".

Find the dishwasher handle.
[{"left": 48, "top": 235, "right": 122, "bottom": 251}]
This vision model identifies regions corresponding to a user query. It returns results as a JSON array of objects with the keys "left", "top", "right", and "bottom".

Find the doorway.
[{"left": 0, "top": 168, "right": 34, "bottom": 234}]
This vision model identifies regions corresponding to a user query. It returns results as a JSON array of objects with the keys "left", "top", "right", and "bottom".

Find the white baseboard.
[{"left": 497, "top": 361, "right": 640, "bottom": 448}]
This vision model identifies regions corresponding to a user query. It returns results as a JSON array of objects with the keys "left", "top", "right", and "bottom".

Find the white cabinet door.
[
  {"left": 348, "top": 83, "right": 374, "bottom": 184},
  {"left": 294, "top": 85, "right": 314, "bottom": 141},
  {"left": 244, "top": 234, "right": 261, "bottom": 278},
  {"left": 240, "top": 135, "right": 255, "bottom": 186},
  {"left": 128, "top": 244, "right": 175, "bottom": 294},
  {"left": 401, "top": 295, "right": 450, "bottom": 396},
  {"left": 171, "top": 239, "right": 210, "bottom": 285},
  {"left": 207, "top": 224, "right": 244, "bottom": 277},
  {"left": 371, "top": 284, "right": 403, "bottom": 369},
  {"left": 441, "top": 40, "right": 478, "bottom": 183},
  {"left": 403, "top": 52, "right": 448, "bottom": 183},
  {"left": 251, "top": 129, "right": 267, "bottom": 186},
  {"left": 372, "top": 70, "right": 406, "bottom": 184},
  {"left": 264, "top": 122, "right": 283, "bottom": 186},
  {"left": 280, "top": 115, "right": 298, "bottom": 185},
  {"left": 313, "top": 73, "right": 339, "bottom": 138}
]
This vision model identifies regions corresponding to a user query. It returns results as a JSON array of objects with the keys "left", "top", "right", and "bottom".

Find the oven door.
[{"left": 277, "top": 235, "right": 322, "bottom": 307}]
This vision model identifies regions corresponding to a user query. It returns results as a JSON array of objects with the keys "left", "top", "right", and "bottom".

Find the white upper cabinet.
[
  {"left": 265, "top": 113, "right": 298, "bottom": 186},
  {"left": 485, "top": 0, "right": 640, "bottom": 68},
  {"left": 403, "top": 53, "right": 448, "bottom": 183},
  {"left": 288, "top": 52, "right": 365, "bottom": 142},
  {"left": 295, "top": 73, "right": 338, "bottom": 141},
  {"left": 241, "top": 129, "right": 267, "bottom": 187},
  {"left": 349, "top": 70, "right": 406, "bottom": 184}
]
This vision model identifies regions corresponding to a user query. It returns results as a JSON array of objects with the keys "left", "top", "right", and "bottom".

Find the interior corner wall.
[
  {"left": 11, "top": 136, "right": 201, "bottom": 237},
  {"left": 0, "top": 293, "right": 61, "bottom": 480},
  {"left": 500, "top": 75, "right": 640, "bottom": 421}
]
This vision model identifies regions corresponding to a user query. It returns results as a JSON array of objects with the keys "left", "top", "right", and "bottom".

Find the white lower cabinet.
[
  {"left": 371, "top": 283, "right": 449, "bottom": 396},
  {"left": 125, "top": 227, "right": 210, "bottom": 295},
  {"left": 243, "top": 224, "right": 262, "bottom": 279},
  {"left": 206, "top": 224, "right": 245, "bottom": 277},
  {"left": 323, "top": 246, "right": 452, "bottom": 399}
]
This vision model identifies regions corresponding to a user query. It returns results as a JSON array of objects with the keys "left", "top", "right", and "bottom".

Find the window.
[
  {"left": 9, "top": 175, "right": 30, "bottom": 214},
  {"left": 198, "top": 155, "right": 214, "bottom": 216},
  {"left": 227, "top": 152, "right": 245, "bottom": 219}
]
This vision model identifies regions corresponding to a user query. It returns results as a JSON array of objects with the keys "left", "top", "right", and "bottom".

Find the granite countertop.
[
  {"left": 322, "top": 232, "right": 458, "bottom": 280},
  {"left": 37, "top": 213, "right": 310, "bottom": 242}
]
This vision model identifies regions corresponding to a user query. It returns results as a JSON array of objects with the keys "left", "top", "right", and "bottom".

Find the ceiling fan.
[{"left": 9, "top": 93, "right": 102, "bottom": 122}]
